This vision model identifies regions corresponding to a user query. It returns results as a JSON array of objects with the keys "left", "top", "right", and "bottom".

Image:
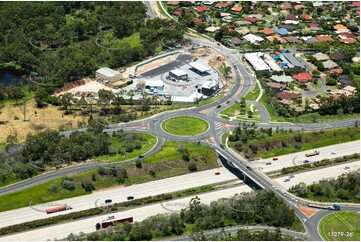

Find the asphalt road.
[
  {"left": 253, "top": 140, "right": 360, "bottom": 173},
  {"left": 1, "top": 163, "right": 359, "bottom": 241}
]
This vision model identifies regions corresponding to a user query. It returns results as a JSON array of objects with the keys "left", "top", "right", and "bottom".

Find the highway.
[
  {"left": 1, "top": 162, "right": 359, "bottom": 241},
  {"left": 252, "top": 140, "right": 360, "bottom": 173},
  {"left": 0, "top": 167, "right": 237, "bottom": 228}
]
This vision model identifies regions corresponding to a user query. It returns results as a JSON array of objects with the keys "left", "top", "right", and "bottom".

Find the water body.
[{"left": 0, "top": 67, "right": 26, "bottom": 86}]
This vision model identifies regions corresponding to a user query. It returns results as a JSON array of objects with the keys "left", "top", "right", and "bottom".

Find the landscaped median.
[
  {"left": 161, "top": 116, "right": 209, "bottom": 136},
  {"left": 318, "top": 212, "right": 360, "bottom": 241}
]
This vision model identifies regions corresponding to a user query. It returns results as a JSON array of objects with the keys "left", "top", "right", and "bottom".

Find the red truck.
[
  {"left": 305, "top": 150, "right": 319, "bottom": 157},
  {"left": 96, "top": 216, "right": 134, "bottom": 230},
  {"left": 46, "top": 204, "right": 72, "bottom": 214}
]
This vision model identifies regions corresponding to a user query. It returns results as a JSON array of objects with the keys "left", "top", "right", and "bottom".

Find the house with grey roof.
[
  {"left": 313, "top": 52, "right": 330, "bottom": 61},
  {"left": 322, "top": 60, "right": 338, "bottom": 69},
  {"left": 281, "top": 52, "right": 305, "bottom": 70},
  {"left": 270, "top": 75, "right": 294, "bottom": 83}
]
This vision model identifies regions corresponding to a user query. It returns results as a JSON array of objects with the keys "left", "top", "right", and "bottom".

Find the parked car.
[
  {"left": 272, "top": 157, "right": 278, "bottom": 161},
  {"left": 127, "top": 196, "right": 134, "bottom": 200}
]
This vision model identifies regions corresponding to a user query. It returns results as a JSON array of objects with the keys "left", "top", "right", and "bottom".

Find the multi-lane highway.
[{"left": 1, "top": 161, "right": 359, "bottom": 241}]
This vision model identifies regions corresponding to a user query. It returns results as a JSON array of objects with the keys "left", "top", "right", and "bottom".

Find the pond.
[{"left": 0, "top": 67, "right": 26, "bottom": 86}]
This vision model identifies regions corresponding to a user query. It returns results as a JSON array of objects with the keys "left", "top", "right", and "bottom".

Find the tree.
[
  {"left": 34, "top": 88, "right": 49, "bottom": 108},
  {"left": 188, "top": 162, "right": 197, "bottom": 172},
  {"left": 6, "top": 84, "right": 24, "bottom": 104},
  {"left": 59, "top": 93, "right": 74, "bottom": 114},
  {"left": 98, "top": 89, "right": 115, "bottom": 115},
  {"left": 62, "top": 178, "right": 75, "bottom": 190},
  {"left": 294, "top": 133, "right": 302, "bottom": 142},
  {"left": 81, "top": 179, "right": 95, "bottom": 192}
]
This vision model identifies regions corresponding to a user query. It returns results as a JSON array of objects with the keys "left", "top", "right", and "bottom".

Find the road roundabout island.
[{"left": 161, "top": 116, "right": 209, "bottom": 136}]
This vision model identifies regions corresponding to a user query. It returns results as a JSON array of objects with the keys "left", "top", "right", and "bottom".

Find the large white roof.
[
  {"left": 145, "top": 80, "right": 164, "bottom": 87},
  {"left": 189, "top": 62, "right": 211, "bottom": 73},
  {"left": 244, "top": 52, "right": 270, "bottom": 71},
  {"left": 96, "top": 67, "right": 120, "bottom": 78},
  {"left": 263, "top": 54, "right": 282, "bottom": 71},
  {"left": 171, "top": 92, "right": 203, "bottom": 103},
  {"left": 244, "top": 34, "right": 264, "bottom": 44},
  {"left": 170, "top": 69, "right": 188, "bottom": 76}
]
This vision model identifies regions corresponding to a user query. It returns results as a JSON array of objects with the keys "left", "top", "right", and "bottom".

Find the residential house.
[
  {"left": 279, "top": 24, "right": 296, "bottom": 31},
  {"left": 290, "top": 105, "right": 305, "bottom": 112},
  {"left": 313, "top": 52, "right": 330, "bottom": 61},
  {"left": 316, "top": 35, "right": 334, "bottom": 42},
  {"left": 258, "top": 28, "right": 275, "bottom": 35},
  {"left": 167, "top": 1, "right": 179, "bottom": 6},
  {"left": 294, "top": 4, "right": 305, "bottom": 10},
  {"left": 338, "top": 75, "right": 353, "bottom": 86},
  {"left": 322, "top": 60, "right": 338, "bottom": 69},
  {"left": 244, "top": 16, "right": 260, "bottom": 23},
  {"left": 293, "top": 73, "right": 313, "bottom": 83},
  {"left": 236, "top": 27, "right": 250, "bottom": 35},
  {"left": 304, "top": 36, "right": 319, "bottom": 44},
  {"left": 252, "top": 10, "right": 266, "bottom": 16},
  {"left": 266, "top": 82, "right": 286, "bottom": 91},
  {"left": 308, "top": 22, "right": 319, "bottom": 32},
  {"left": 231, "top": 5, "right": 243, "bottom": 12},
  {"left": 338, "top": 32, "right": 357, "bottom": 44},
  {"left": 235, "top": 20, "right": 252, "bottom": 26},
  {"left": 205, "top": 26, "right": 220, "bottom": 32},
  {"left": 267, "top": 35, "right": 287, "bottom": 44},
  {"left": 329, "top": 68, "right": 343, "bottom": 75},
  {"left": 329, "top": 52, "right": 346, "bottom": 61},
  {"left": 284, "top": 36, "right": 303, "bottom": 44},
  {"left": 347, "top": 1, "right": 360, "bottom": 8},
  {"left": 300, "top": 14, "right": 311, "bottom": 21},
  {"left": 193, "top": 18, "right": 202, "bottom": 24},
  {"left": 271, "top": 75, "right": 294, "bottom": 83},
  {"left": 244, "top": 34, "right": 264, "bottom": 44},
  {"left": 229, "top": 37, "right": 241, "bottom": 46},
  {"left": 195, "top": 6, "right": 210, "bottom": 13},
  {"left": 281, "top": 2, "right": 292, "bottom": 10},
  {"left": 280, "top": 52, "right": 305, "bottom": 70},
  {"left": 275, "top": 28, "right": 289, "bottom": 36},
  {"left": 276, "top": 91, "right": 298, "bottom": 100},
  {"left": 286, "top": 14, "right": 297, "bottom": 20},
  {"left": 214, "top": 3, "right": 229, "bottom": 9},
  {"left": 173, "top": 10, "right": 182, "bottom": 17}
]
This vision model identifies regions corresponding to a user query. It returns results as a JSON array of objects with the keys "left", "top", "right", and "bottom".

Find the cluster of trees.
[
  {"left": 65, "top": 190, "right": 300, "bottom": 241},
  {"left": 318, "top": 94, "right": 360, "bottom": 116},
  {"left": 289, "top": 170, "right": 360, "bottom": 203},
  {"left": 0, "top": 2, "right": 185, "bottom": 93},
  {"left": 0, "top": 83, "right": 24, "bottom": 103}
]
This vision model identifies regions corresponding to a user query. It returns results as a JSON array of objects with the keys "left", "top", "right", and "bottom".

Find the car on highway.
[
  {"left": 284, "top": 178, "right": 290, "bottom": 182},
  {"left": 302, "top": 218, "right": 307, "bottom": 223},
  {"left": 127, "top": 196, "right": 134, "bottom": 200},
  {"left": 272, "top": 157, "right": 278, "bottom": 161},
  {"left": 272, "top": 185, "right": 277, "bottom": 190},
  {"left": 215, "top": 172, "right": 221, "bottom": 175},
  {"left": 105, "top": 199, "right": 112, "bottom": 204},
  {"left": 246, "top": 166, "right": 252, "bottom": 171},
  {"left": 303, "top": 160, "right": 309, "bottom": 164},
  {"left": 138, "top": 155, "right": 144, "bottom": 159},
  {"left": 282, "top": 191, "right": 287, "bottom": 196},
  {"left": 344, "top": 166, "right": 350, "bottom": 170},
  {"left": 216, "top": 104, "right": 221, "bottom": 108},
  {"left": 220, "top": 144, "right": 225, "bottom": 149},
  {"left": 226, "top": 100, "right": 230, "bottom": 104},
  {"left": 265, "top": 162, "right": 272, "bottom": 165}
]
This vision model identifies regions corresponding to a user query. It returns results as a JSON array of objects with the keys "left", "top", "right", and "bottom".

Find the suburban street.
[{"left": 1, "top": 162, "right": 359, "bottom": 241}]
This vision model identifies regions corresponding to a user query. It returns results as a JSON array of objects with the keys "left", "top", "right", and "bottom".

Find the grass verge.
[{"left": 162, "top": 116, "right": 209, "bottom": 136}]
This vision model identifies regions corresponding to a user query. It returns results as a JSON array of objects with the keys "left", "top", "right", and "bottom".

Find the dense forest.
[
  {"left": 0, "top": 2, "right": 185, "bottom": 89},
  {"left": 289, "top": 170, "right": 360, "bottom": 203},
  {"left": 65, "top": 191, "right": 301, "bottom": 241}
]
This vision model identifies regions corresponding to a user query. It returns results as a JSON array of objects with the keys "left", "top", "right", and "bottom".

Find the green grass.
[
  {"left": 95, "top": 133, "right": 157, "bottom": 162},
  {"left": 0, "top": 141, "right": 218, "bottom": 212},
  {"left": 162, "top": 116, "right": 209, "bottom": 136},
  {"left": 292, "top": 113, "right": 360, "bottom": 124},
  {"left": 319, "top": 212, "right": 360, "bottom": 241},
  {"left": 310, "top": 80, "right": 323, "bottom": 89},
  {"left": 220, "top": 103, "right": 260, "bottom": 121},
  {"left": 220, "top": 103, "right": 241, "bottom": 117},
  {"left": 98, "top": 31, "right": 141, "bottom": 49},
  {"left": 244, "top": 83, "right": 260, "bottom": 101}
]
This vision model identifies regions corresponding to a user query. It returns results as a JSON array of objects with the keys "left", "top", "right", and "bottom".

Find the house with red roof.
[
  {"left": 195, "top": 6, "right": 210, "bottom": 13},
  {"left": 244, "top": 16, "right": 260, "bottom": 23},
  {"left": 286, "top": 14, "right": 296, "bottom": 20},
  {"left": 214, "top": 3, "right": 229, "bottom": 9},
  {"left": 293, "top": 73, "right": 313, "bottom": 83},
  {"left": 300, "top": 14, "right": 311, "bottom": 21},
  {"left": 193, "top": 18, "right": 202, "bottom": 24},
  {"left": 231, "top": 5, "right": 243, "bottom": 12},
  {"left": 252, "top": 10, "right": 266, "bottom": 16},
  {"left": 258, "top": 28, "right": 275, "bottom": 35},
  {"left": 330, "top": 68, "right": 343, "bottom": 75},
  {"left": 173, "top": 10, "right": 182, "bottom": 17},
  {"left": 281, "top": 2, "right": 292, "bottom": 10},
  {"left": 348, "top": 1, "right": 360, "bottom": 8},
  {"left": 167, "top": 1, "right": 179, "bottom": 6},
  {"left": 316, "top": 35, "right": 334, "bottom": 42}
]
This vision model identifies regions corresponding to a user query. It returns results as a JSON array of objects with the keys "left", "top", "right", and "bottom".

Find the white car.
[
  {"left": 302, "top": 218, "right": 307, "bottom": 223},
  {"left": 272, "top": 185, "right": 277, "bottom": 190}
]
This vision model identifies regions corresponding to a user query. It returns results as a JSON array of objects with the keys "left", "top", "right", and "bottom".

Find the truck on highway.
[
  {"left": 305, "top": 150, "right": 319, "bottom": 157},
  {"left": 308, "top": 203, "right": 340, "bottom": 210},
  {"left": 96, "top": 216, "right": 134, "bottom": 230},
  {"left": 46, "top": 204, "right": 72, "bottom": 214}
]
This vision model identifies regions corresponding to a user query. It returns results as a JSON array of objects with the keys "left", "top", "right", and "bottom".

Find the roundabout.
[{"left": 161, "top": 116, "right": 209, "bottom": 136}]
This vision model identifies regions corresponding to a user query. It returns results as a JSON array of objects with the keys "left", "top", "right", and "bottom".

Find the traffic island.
[{"left": 161, "top": 116, "right": 209, "bottom": 136}]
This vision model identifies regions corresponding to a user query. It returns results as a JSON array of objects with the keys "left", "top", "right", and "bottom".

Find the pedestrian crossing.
[{"left": 214, "top": 121, "right": 223, "bottom": 130}]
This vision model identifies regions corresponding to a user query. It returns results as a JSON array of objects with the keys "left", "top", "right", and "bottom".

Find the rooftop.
[
  {"left": 276, "top": 91, "right": 298, "bottom": 100},
  {"left": 316, "top": 35, "right": 334, "bottom": 42},
  {"left": 96, "top": 67, "right": 120, "bottom": 78},
  {"left": 244, "top": 52, "right": 270, "bottom": 71},
  {"left": 293, "top": 73, "right": 313, "bottom": 83},
  {"left": 271, "top": 75, "right": 293, "bottom": 83}
]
